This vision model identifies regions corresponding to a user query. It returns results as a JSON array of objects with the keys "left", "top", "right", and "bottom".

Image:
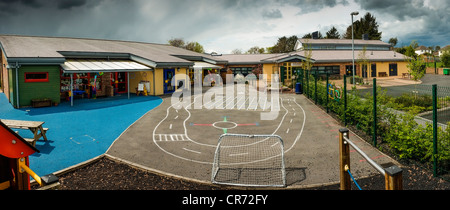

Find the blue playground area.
[{"left": 0, "top": 93, "right": 162, "bottom": 177}]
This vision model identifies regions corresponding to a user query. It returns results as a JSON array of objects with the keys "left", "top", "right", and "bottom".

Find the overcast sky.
[{"left": 0, "top": 0, "right": 448, "bottom": 54}]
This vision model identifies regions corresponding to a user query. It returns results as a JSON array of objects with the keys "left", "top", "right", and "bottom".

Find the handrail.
[
  {"left": 343, "top": 132, "right": 385, "bottom": 176},
  {"left": 339, "top": 128, "right": 403, "bottom": 190}
]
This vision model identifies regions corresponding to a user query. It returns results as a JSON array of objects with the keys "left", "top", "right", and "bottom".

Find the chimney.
[
  {"left": 362, "top": 34, "right": 369, "bottom": 40},
  {"left": 312, "top": 31, "right": 319, "bottom": 39}
]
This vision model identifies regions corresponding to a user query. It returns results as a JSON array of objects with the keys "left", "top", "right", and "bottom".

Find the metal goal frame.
[{"left": 211, "top": 133, "right": 286, "bottom": 188}]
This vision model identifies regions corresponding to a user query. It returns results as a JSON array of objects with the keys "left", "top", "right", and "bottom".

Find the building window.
[
  {"left": 24, "top": 72, "right": 49, "bottom": 83},
  {"left": 230, "top": 67, "right": 253, "bottom": 76},
  {"left": 311, "top": 66, "right": 340, "bottom": 75}
]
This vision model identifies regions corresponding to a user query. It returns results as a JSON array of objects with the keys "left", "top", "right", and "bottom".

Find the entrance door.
[
  {"left": 112, "top": 72, "right": 127, "bottom": 94},
  {"left": 389, "top": 64, "right": 398, "bottom": 76},
  {"left": 371, "top": 64, "right": 377, "bottom": 77},
  {"left": 164, "top": 69, "right": 175, "bottom": 94}
]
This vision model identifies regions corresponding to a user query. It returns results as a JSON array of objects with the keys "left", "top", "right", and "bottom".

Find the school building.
[
  {"left": 216, "top": 38, "right": 409, "bottom": 86},
  {"left": 0, "top": 35, "right": 408, "bottom": 108}
]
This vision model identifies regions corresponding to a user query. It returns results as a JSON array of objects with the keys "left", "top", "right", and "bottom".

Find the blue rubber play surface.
[{"left": 0, "top": 93, "right": 162, "bottom": 177}]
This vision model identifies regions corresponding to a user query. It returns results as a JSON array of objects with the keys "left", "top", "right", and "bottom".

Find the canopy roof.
[{"left": 60, "top": 59, "right": 152, "bottom": 73}]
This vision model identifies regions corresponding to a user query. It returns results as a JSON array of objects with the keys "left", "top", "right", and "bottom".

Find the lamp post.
[{"left": 351, "top": 11, "right": 359, "bottom": 88}]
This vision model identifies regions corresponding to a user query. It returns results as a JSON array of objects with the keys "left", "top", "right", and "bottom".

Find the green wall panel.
[{"left": 18, "top": 65, "right": 60, "bottom": 107}]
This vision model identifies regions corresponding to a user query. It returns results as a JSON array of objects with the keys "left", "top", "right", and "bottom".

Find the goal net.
[{"left": 211, "top": 134, "right": 286, "bottom": 187}]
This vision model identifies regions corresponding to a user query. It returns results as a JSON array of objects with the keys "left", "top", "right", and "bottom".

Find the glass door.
[
  {"left": 112, "top": 72, "right": 127, "bottom": 94},
  {"left": 164, "top": 69, "right": 175, "bottom": 94}
]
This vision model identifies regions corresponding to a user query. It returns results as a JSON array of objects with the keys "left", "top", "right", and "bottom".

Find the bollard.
[{"left": 339, "top": 128, "right": 351, "bottom": 190}]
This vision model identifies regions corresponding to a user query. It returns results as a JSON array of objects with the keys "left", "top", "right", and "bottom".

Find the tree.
[
  {"left": 388, "top": 37, "right": 398, "bottom": 48},
  {"left": 325, "top": 27, "right": 340, "bottom": 39},
  {"left": 405, "top": 41, "right": 426, "bottom": 97},
  {"left": 231, "top": 49, "right": 243, "bottom": 54},
  {"left": 269, "top": 35, "right": 298, "bottom": 53},
  {"left": 442, "top": 51, "right": 450, "bottom": 67},
  {"left": 404, "top": 41, "right": 418, "bottom": 59},
  {"left": 407, "top": 56, "right": 426, "bottom": 81},
  {"left": 357, "top": 46, "right": 370, "bottom": 83},
  {"left": 246, "top": 46, "right": 265, "bottom": 54},
  {"left": 185, "top": 42, "right": 205, "bottom": 53},
  {"left": 168, "top": 38, "right": 185, "bottom": 48},
  {"left": 302, "top": 33, "right": 312, "bottom": 39},
  {"left": 168, "top": 38, "right": 205, "bottom": 53},
  {"left": 301, "top": 40, "right": 313, "bottom": 73},
  {"left": 343, "top": 12, "right": 382, "bottom": 40}
]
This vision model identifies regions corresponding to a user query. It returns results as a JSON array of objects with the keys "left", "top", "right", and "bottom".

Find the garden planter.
[{"left": 31, "top": 99, "right": 52, "bottom": 108}]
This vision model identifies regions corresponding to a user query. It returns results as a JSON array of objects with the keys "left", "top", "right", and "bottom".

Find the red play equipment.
[{"left": 0, "top": 121, "right": 57, "bottom": 190}]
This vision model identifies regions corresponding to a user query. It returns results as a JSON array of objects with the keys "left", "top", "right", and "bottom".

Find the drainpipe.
[
  {"left": 15, "top": 61, "right": 20, "bottom": 108},
  {"left": 127, "top": 72, "right": 130, "bottom": 99},
  {"left": 153, "top": 69, "right": 155, "bottom": 95},
  {"left": 70, "top": 73, "right": 73, "bottom": 107}
]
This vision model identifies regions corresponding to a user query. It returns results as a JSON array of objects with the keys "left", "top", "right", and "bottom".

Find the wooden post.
[
  {"left": 339, "top": 128, "right": 351, "bottom": 190},
  {"left": 384, "top": 165, "right": 403, "bottom": 190}
]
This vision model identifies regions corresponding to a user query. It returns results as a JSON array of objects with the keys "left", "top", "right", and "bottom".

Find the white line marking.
[
  {"left": 174, "top": 115, "right": 178, "bottom": 119},
  {"left": 170, "top": 135, "right": 174, "bottom": 141},
  {"left": 286, "top": 128, "right": 290, "bottom": 134},
  {"left": 290, "top": 119, "right": 293, "bottom": 123},
  {"left": 169, "top": 124, "right": 172, "bottom": 129},
  {"left": 183, "top": 147, "right": 201, "bottom": 154}
]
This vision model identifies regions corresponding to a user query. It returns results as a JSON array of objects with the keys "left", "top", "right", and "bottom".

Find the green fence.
[{"left": 301, "top": 70, "right": 450, "bottom": 179}]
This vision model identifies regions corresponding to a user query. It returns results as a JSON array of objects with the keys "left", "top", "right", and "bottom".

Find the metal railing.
[{"left": 339, "top": 128, "right": 403, "bottom": 190}]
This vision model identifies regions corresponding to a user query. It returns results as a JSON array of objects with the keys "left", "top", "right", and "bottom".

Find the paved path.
[{"left": 107, "top": 91, "right": 399, "bottom": 188}]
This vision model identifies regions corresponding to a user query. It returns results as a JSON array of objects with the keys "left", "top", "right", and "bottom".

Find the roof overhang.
[
  {"left": 191, "top": 61, "right": 222, "bottom": 69},
  {"left": 60, "top": 59, "right": 152, "bottom": 73},
  {"left": 6, "top": 57, "right": 66, "bottom": 67}
]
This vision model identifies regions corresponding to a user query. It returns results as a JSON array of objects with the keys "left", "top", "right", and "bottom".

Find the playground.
[
  {"left": 106, "top": 87, "right": 399, "bottom": 188},
  {"left": 1, "top": 84, "right": 405, "bottom": 189}
]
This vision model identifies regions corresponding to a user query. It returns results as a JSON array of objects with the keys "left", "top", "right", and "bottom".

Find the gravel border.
[{"left": 54, "top": 156, "right": 450, "bottom": 190}]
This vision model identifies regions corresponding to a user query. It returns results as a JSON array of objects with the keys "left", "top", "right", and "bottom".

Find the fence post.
[
  {"left": 306, "top": 70, "right": 309, "bottom": 98},
  {"left": 343, "top": 75, "right": 347, "bottom": 126},
  {"left": 339, "top": 128, "right": 351, "bottom": 190},
  {"left": 373, "top": 78, "right": 377, "bottom": 147},
  {"left": 326, "top": 73, "right": 329, "bottom": 113},
  {"left": 314, "top": 73, "right": 318, "bottom": 104},
  {"left": 432, "top": 84, "right": 438, "bottom": 177},
  {"left": 384, "top": 165, "right": 403, "bottom": 190}
]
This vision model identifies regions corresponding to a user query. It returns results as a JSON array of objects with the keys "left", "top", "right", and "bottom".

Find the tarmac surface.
[{"left": 107, "top": 86, "right": 400, "bottom": 188}]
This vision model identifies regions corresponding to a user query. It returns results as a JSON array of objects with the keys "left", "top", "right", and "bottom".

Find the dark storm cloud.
[
  {"left": 277, "top": 0, "right": 349, "bottom": 13},
  {"left": 57, "top": 0, "right": 88, "bottom": 10},
  {"left": 0, "top": 0, "right": 42, "bottom": 8},
  {"left": 354, "top": 0, "right": 450, "bottom": 46},
  {"left": 354, "top": 0, "right": 429, "bottom": 20}
]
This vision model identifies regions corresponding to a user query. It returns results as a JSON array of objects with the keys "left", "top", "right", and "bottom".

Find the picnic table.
[{"left": 0, "top": 119, "right": 49, "bottom": 147}]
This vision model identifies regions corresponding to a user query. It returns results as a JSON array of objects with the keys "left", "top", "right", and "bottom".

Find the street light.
[{"left": 351, "top": 11, "right": 359, "bottom": 88}]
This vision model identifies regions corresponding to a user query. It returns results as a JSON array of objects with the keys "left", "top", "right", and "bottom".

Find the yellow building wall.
[
  {"left": 367, "top": 61, "right": 409, "bottom": 78},
  {"left": 262, "top": 63, "right": 278, "bottom": 83},
  {"left": 154, "top": 68, "right": 164, "bottom": 95},
  {"left": 129, "top": 71, "right": 154, "bottom": 95}
]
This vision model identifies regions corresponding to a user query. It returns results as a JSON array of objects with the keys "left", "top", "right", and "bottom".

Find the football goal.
[{"left": 211, "top": 134, "right": 286, "bottom": 187}]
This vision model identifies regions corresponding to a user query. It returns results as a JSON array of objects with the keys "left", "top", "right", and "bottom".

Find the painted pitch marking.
[{"left": 183, "top": 147, "right": 201, "bottom": 154}]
